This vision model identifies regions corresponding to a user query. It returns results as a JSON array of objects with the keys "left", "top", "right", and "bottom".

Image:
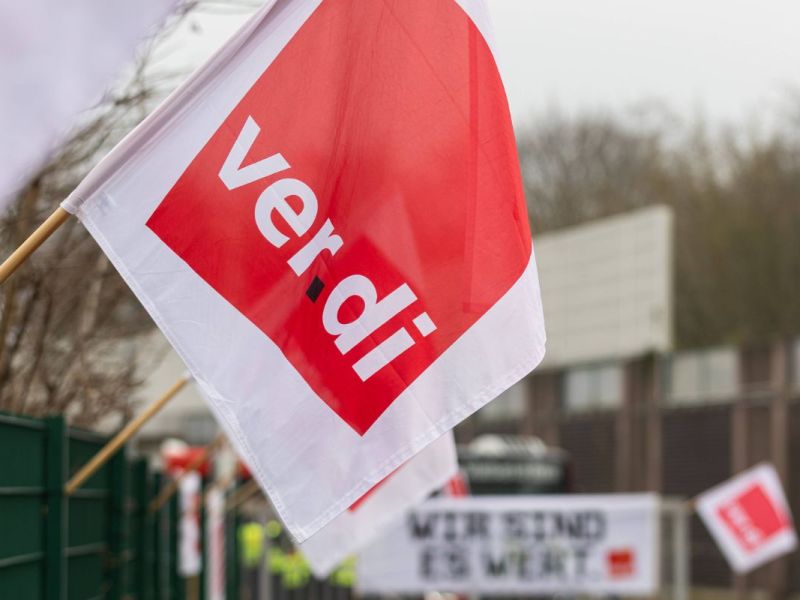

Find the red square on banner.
[
  {"left": 717, "top": 483, "right": 790, "bottom": 552},
  {"left": 607, "top": 548, "right": 635, "bottom": 578},
  {"left": 147, "top": 0, "right": 530, "bottom": 434}
]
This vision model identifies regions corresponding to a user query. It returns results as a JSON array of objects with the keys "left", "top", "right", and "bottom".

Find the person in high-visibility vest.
[
  {"left": 238, "top": 521, "right": 266, "bottom": 600},
  {"left": 238, "top": 521, "right": 265, "bottom": 569}
]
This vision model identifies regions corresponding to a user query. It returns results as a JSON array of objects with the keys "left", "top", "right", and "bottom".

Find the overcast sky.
[{"left": 168, "top": 1, "right": 800, "bottom": 126}]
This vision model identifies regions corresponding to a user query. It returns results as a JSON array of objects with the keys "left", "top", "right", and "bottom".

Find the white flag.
[
  {"left": 696, "top": 463, "right": 797, "bottom": 573},
  {"left": 62, "top": 0, "right": 545, "bottom": 541},
  {"left": 0, "top": 0, "right": 178, "bottom": 207},
  {"left": 205, "top": 487, "right": 227, "bottom": 600},
  {"left": 178, "top": 471, "right": 202, "bottom": 577},
  {"left": 300, "top": 431, "right": 458, "bottom": 577}
]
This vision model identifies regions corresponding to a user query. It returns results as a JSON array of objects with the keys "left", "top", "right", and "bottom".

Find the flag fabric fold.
[
  {"left": 63, "top": 0, "right": 545, "bottom": 541},
  {"left": 300, "top": 431, "right": 458, "bottom": 577}
]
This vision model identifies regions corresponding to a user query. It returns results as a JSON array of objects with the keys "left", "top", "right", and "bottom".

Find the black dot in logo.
[{"left": 306, "top": 276, "right": 325, "bottom": 303}]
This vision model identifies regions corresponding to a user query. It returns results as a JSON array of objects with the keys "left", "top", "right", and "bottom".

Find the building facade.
[{"left": 458, "top": 339, "right": 800, "bottom": 597}]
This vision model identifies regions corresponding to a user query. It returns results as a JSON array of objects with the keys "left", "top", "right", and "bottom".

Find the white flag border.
[
  {"left": 60, "top": 0, "right": 497, "bottom": 215},
  {"left": 300, "top": 431, "right": 459, "bottom": 577}
]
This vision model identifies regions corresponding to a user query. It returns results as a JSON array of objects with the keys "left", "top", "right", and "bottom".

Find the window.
[
  {"left": 668, "top": 347, "right": 738, "bottom": 405},
  {"left": 478, "top": 380, "right": 528, "bottom": 423},
  {"left": 563, "top": 363, "right": 623, "bottom": 414}
]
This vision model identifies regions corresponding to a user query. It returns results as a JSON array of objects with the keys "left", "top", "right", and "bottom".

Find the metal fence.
[{"left": 0, "top": 411, "right": 242, "bottom": 600}]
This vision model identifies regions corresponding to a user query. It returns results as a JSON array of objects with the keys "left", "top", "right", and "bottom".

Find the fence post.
[
  {"left": 107, "top": 449, "right": 128, "bottom": 599},
  {"left": 152, "top": 472, "right": 166, "bottom": 600},
  {"left": 169, "top": 490, "right": 184, "bottom": 600},
  {"left": 672, "top": 501, "right": 691, "bottom": 600},
  {"left": 133, "top": 459, "right": 150, "bottom": 599},
  {"left": 226, "top": 498, "right": 241, "bottom": 600},
  {"left": 199, "top": 476, "right": 207, "bottom": 600},
  {"left": 44, "top": 417, "right": 66, "bottom": 600}
]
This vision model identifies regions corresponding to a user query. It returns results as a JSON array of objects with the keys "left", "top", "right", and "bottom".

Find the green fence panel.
[
  {"left": 0, "top": 413, "right": 222, "bottom": 600},
  {"left": 151, "top": 473, "right": 164, "bottom": 600},
  {"left": 129, "top": 458, "right": 150, "bottom": 599},
  {"left": 199, "top": 476, "right": 206, "bottom": 600},
  {"left": 108, "top": 449, "right": 128, "bottom": 599},
  {"left": 168, "top": 491, "right": 183, "bottom": 600},
  {"left": 225, "top": 504, "right": 241, "bottom": 600},
  {"left": 124, "top": 459, "right": 138, "bottom": 599},
  {"left": 0, "top": 413, "right": 49, "bottom": 600},
  {"left": 45, "top": 417, "right": 67, "bottom": 600},
  {"left": 66, "top": 428, "right": 110, "bottom": 600}
]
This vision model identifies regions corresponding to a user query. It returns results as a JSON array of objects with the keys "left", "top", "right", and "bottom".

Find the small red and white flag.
[
  {"left": 178, "top": 471, "right": 203, "bottom": 577},
  {"left": 300, "top": 431, "right": 457, "bottom": 576},
  {"left": 62, "top": 0, "right": 545, "bottom": 541},
  {"left": 696, "top": 463, "right": 797, "bottom": 573}
]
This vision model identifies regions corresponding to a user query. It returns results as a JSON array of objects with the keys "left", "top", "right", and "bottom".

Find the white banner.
[
  {"left": 357, "top": 494, "right": 660, "bottom": 597},
  {"left": 696, "top": 463, "right": 797, "bottom": 574},
  {"left": 301, "top": 431, "right": 457, "bottom": 577},
  {"left": 178, "top": 471, "right": 202, "bottom": 577},
  {"left": 205, "top": 487, "right": 226, "bottom": 599}
]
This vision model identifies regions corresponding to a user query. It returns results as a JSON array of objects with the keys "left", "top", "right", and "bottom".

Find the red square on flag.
[
  {"left": 146, "top": 0, "right": 530, "bottom": 435},
  {"left": 717, "top": 483, "right": 790, "bottom": 552}
]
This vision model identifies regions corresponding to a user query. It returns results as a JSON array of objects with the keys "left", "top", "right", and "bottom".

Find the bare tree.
[
  {"left": 0, "top": 0, "right": 259, "bottom": 427},
  {"left": 518, "top": 104, "right": 800, "bottom": 348}
]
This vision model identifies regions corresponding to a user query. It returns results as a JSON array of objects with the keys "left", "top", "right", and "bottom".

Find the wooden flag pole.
[
  {"left": 225, "top": 478, "right": 261, "bottom": 512},
  {"left": 186, "top": 575, "right": 200, "bottom": 600},
  {"left": 0, "top": 207, "right": 71, "bottom": 285},
  {"left": 197, "top": 454, "right": 237, "bottom": 514},
  {"left": 64, "top": 374, "right": 192, "bottom": 495},
  {"left": 149, "top": 433, "right": 225, "bottom": 512}
]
